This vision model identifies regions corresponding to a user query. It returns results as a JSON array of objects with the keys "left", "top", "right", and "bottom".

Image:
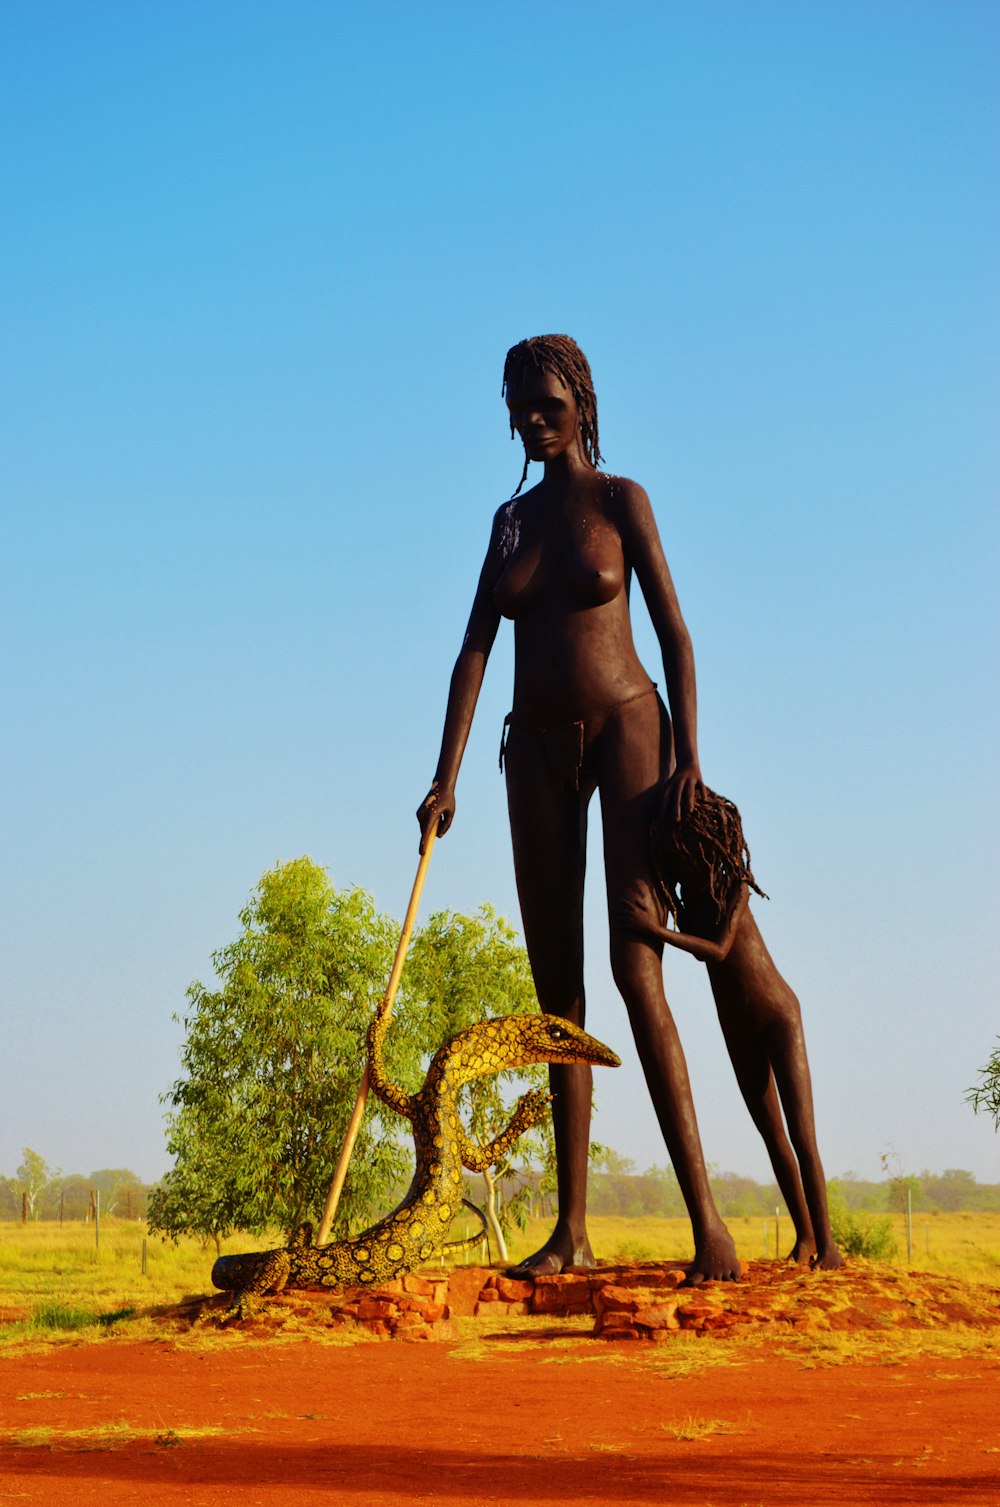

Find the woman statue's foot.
[
  {"left": 505, "top": 1224, "right": 595, "bottom": 1279},
  {"left": 684, "top": 1226, "right": 742, "bottom": 1285}
]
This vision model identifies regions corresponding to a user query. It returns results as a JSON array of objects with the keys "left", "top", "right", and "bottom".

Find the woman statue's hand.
[
  {"left": 659, "top": 761, "right": 702, "bottom": 826},
  {"left": 416, "top": 782, "right": 456, "bottom": 853}
]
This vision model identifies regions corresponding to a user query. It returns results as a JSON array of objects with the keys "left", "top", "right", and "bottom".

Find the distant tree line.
[
  {"left": 581, "top": 1155, "right": 1000, "bottom": 1219},
  {"left": 4, "top": 1147, "right": 998, "bottom": 1225},
  {"left": 0, "top": 1149, "right": 149, "bottom": 1222}
]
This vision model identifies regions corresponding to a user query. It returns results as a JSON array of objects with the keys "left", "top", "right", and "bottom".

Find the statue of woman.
[{"left": 417, "top": 335, "right": 740, "bottom": 1282}]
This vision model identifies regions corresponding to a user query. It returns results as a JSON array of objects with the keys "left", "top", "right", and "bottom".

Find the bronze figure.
[
  {"left": 418, "top": 334, "right": 743, "bottom": 1282},
  {"left": 621, "top": 789, "right": 843, "bottom": 1268}
]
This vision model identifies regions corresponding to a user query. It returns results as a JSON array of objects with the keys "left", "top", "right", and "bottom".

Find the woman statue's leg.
[
  {"left": 598, "top": 696, "right": 741, "bottom": 1282},
  {"left": 504, "top": 722, "right": 596, "bottom": 1275}
]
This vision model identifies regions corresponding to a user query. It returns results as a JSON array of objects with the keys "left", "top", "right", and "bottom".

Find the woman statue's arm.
[
  {"left": 416, "top": 512, "right": 504, "bottom": 852},
  {"left": 614, "top": 480, "right": 702, "bottom": 824}
]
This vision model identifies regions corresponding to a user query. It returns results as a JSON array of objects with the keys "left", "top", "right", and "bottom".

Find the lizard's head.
[{"left": 434, "top": 1012, "right": 620, "bottom": 1086}]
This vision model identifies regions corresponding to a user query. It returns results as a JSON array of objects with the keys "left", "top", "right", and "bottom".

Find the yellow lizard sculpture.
[{"left": 211, "top": 1007, "right": 619, "bottom": 1315}]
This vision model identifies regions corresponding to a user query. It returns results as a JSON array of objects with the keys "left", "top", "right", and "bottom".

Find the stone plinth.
[{"left": 202, "top": 1258, "right": 1000, "bottom": 1342}]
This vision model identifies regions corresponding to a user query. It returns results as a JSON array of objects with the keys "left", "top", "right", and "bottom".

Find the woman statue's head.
[{"left": 502, "top": 335, "right": 602, "bottom": 495}]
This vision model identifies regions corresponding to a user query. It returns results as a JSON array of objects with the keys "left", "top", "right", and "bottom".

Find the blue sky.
[{"left": 2, "top": 1, "right": 997, "bottom": 1189}]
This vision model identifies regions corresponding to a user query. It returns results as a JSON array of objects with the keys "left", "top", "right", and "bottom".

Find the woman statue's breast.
[{"left": 493, "top": 519, "right": 625, "bottom": 618}]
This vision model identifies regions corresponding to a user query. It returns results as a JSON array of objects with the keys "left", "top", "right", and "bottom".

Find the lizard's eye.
[{"left": 547, "top": 1024, "right": 567, "bottom": 1040}]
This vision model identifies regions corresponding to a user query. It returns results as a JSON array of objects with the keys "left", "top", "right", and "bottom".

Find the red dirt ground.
[
  {"left": 3, "top": 1339, "right": 999, "bottom": 1504},
  {"left": 2, "top": 1266, "right": 998, "bottom": 1506}
]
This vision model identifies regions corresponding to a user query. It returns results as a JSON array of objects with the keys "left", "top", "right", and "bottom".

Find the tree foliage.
[
  {"left": 148, "top": 863, "right": 598, "bottom": 1253},
  {"left": 149, "top": 858, "right": 428, "bottom": 1242},
  {"left": 967, "top": 1039, "right": 1000, "bottom": 1132},
  {"left": 12, "top": 1148, "right": 55, "bottom": 1219},
  {"left": 149, "top": 860, "right": 623, "bottom": 1251}
]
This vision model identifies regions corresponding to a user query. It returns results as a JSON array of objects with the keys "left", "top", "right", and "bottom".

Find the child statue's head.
[{"left": 651, "top": 788, "right": 766, "bottom": 926}]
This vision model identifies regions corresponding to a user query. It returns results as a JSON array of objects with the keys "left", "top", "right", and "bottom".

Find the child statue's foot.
[{"left": 810, "top": 1243, "right": 845, "bottom": 1271}]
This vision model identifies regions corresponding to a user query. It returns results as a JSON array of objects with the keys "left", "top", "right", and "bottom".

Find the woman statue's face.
[{"left": 505, "top": 367, "right": 583, "bottom": 464}]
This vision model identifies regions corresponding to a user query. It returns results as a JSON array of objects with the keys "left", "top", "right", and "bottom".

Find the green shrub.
[
  {"left": 827, "top": 1181, "right": 898, "bottom": 1259},
  {"left": 30, "top": 1301, "right": 136, "bottom": 1332},
  {"left": 30, "top": 1302, "right": 99, "bottom": 1331}
]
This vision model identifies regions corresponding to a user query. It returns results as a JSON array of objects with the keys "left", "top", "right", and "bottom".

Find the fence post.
[
  {"left": 774, "top": 1206, "right": 780, "bottom": 1261},
  {"left": 95, "top": 1190, "right": 100, "bottom": 1253},
  {"left": 141, "top": 1237, "right": 147, "bottom": 1276},
  {"left": 905, "top": 1187, "right": 912, "bottom": 1263}
]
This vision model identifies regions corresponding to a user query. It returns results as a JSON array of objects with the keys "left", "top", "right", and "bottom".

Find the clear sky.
[{"left": 2, "top": 1, "right": 997, "bottom": 1189}]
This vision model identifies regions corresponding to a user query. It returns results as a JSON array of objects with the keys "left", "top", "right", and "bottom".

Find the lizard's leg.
[
  {"left": 222, "top": 1249, "right": 292, "bottom": 1321},
  {"left": 456, "top": 1088, "right": 551, "bottom": 1172}
]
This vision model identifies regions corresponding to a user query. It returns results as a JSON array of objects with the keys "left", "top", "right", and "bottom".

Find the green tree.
[
  {"left": 967, "top": 1040, "right": 1000, "bottom": 1131},
  {"left": 149, "top": 863, "right": 606, "bottom": 1255},
  {"left": 88, "top": 1169, "right": 147, "bottom": 1219},
  {"left": 13, "top": 1148, "right": 55, "bottom": 1219},
  {"left": 0, "top": 1177, "right": 20, "bottom": 1220},
  {"left": 40, "top": 1174, "right": 92, "bottom": 1221},
  {"left": 149, "top": 858, "right": 427, "bottom": 1245},
  {"left": 601, "top": 1149, "right": 637, "bottom": 1177},
  {"left": 920, "top": 1169, "right": 980, "bottom": 1213}
]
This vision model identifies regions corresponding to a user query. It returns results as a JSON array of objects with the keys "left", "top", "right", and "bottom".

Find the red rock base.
[{"left": 199, "top": 1258, "right": 1000, "bottom": 1343}]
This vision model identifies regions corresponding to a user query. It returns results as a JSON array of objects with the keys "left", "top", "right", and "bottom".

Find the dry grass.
[
  {"left": 0, "top": 1219, "right": 271, "bottom": 1305},
  {"left": 1, "top": 1421, "right": 233, "bottom": 1451},
  {"left": 661, "top": 1414, "right": 742, "bottom": 1441},
  {"left": 3, "top": 1211, "right": 999, "bottom": 1359},
  {"left": 645, "top": 1337, "right": 754, "bottom": 1380},
  {"left": 766, "top": 1325, "right": 1000, "bottom": 1368},
  {"left": 506, "top": 1211, "right": 1000, "bottom": 1282}
]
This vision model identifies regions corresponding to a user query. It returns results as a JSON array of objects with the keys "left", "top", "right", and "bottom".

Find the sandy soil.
[{"left": 2, "top": 1325, "right": 998, "bottom": 1506}]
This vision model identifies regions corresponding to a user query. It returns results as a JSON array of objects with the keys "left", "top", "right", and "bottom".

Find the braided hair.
[
  {"left": 502, "top": 334, "right": 603, "bottom": 496},
  {"left": 650, "top": 788, "right": 767, "bottom": 929}
]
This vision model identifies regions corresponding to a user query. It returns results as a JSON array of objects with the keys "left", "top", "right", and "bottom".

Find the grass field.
[
  {"left": 1, "top": 1208, "right": 997, "bottom": 1337},
  {"left": 507, "top": 1210, "right": 1000, "bottom": 1284}
]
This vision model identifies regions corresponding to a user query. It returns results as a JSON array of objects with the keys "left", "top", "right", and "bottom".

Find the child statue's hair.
[{"left": 651, "top": 787, "right": 767, "bottom": 927}]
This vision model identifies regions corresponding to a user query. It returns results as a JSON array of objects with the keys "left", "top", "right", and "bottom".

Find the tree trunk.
[{"left": 482, "top": 1168, "right": 508, "bottom": 1262}]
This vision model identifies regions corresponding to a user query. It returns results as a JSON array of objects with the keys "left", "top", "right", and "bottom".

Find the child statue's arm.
[{"left": 616, "top": 884, "right": 749, "bottom": 964}]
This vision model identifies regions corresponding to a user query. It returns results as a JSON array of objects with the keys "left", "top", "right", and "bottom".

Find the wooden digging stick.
[{"left": 316, "top": 825, "right": 437, "bottom": 1245}]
